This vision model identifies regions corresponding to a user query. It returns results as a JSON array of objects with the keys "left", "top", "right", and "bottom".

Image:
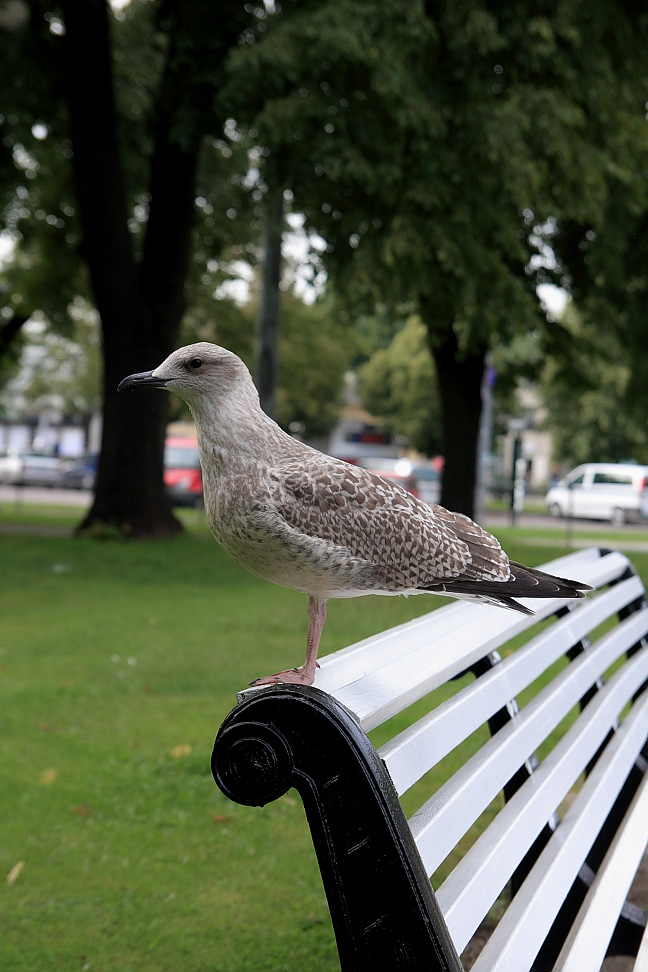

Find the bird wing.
[{"left": 265, "top": 457, "right": 510, "bottom": 592}]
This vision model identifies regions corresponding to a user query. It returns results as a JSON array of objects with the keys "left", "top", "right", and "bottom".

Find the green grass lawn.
[{"left": 2, "top": 511, "right": 648, "bottom": 971}]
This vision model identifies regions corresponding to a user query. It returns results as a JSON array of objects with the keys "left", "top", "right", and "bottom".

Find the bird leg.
[{"left": 249, "top": 595, "right": 327, "bottom": 687}]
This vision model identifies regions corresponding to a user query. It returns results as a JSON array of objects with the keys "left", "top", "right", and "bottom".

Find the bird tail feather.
[{"left": 422, "top": 563, "right": 593, "bottom": 616}]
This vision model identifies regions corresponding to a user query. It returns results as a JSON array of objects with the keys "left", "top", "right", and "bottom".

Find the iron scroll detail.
[
  {"left": 212, "top": 720, "right": 294, "bottom": 806},
  {"left": 212, "top": 684, "right": 463, "bottom": 972}
]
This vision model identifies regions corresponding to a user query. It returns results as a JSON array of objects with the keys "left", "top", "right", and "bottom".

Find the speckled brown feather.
[{"left": 271, "top": 456, "right": 510, "bottom": 592}]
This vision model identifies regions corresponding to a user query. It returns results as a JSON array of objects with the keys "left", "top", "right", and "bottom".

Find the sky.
[
  {"left": 0, "top": 233, "right": 13, "bottom": 266},
  {"left": 537, "top": 284, "right": 568, "bottom": 318}
]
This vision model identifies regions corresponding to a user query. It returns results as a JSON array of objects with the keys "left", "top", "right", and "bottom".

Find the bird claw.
[{"left": 249, "top": 667, "right": 315, "bottom": 687}]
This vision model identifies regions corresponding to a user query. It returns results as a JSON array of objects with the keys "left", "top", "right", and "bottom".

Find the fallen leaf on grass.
[
  {"left": 71, "top": 805, "right": 91, "bottom": 817},
  {"left": 39, "top": 768, "right": 58, "bottom": 785},
  {"left": 169, "top": 744, "right": 192, "bottom": 759},
  {"left": 212, "top": 813, "right": 231, "bottom": 823},
  {"left": 6, "top": 861, "right": 25, "bottom": 886}
]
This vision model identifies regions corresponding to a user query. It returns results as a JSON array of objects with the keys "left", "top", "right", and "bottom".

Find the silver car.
[{"left": 0, "top": 450, "right": 66, "bottom": 487}]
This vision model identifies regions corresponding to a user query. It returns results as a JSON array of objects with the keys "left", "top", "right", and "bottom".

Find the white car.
[{"left": 546, "top": 463, "right": 648, "bottom": 525}]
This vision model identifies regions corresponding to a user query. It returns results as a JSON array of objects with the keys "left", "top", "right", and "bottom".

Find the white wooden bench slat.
[
  {"left": 410, "top": 610, "right": 648, "bottom": 878},
  {"left": 467, "top": 689, "right": 648, "bottom": 972},
  {"left": 315, "top": 549, "right": 632, "bottom": 731},
  {"left": 315, "top": 548, "right": 614, "bottom": 694},
  {"left": 380, "top": 575, "right": 645, "bottom": 796},
  {"left": 436, "top": 649, "right": 648, "bottom": 952},
  {"left": 554, "top": 769, "right": 648, "bottom": 972},
  {"left": 318, "top": 602, "right": 533, "bottom": 730}
]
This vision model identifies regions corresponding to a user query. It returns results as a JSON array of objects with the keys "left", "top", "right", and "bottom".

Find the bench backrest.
[{"left": 214, "top": 547, "right": 648, "bottom": 971}]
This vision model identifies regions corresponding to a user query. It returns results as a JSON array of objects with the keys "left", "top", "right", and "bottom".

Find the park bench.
[{"left": 212, "top": 546, "right": 648, "bottom": 971}]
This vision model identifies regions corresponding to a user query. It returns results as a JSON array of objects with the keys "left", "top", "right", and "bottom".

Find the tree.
[
  {"left": 549, "top": 214, "right": 648, "bottom": 438},
  {"left": 0, "top": 297, "right": 101, "bottom": 424},
  {"left": 62, "top": 0, "right": 252, "bottom": 535},
  {"left": 0, "top": 0, "right": 251, "bottom": 535},
  {"left": 0, "top": 3, "right": 86, "bottom": 365},
  {"left": 4, "top": 1, "right": 647, "bottom": 528},
  {"left": 274, "top": 292, "right": 359, "bottom": 439},
  {"left": 253, "top": 184, "right": 284, "bottom": 418},
  {"left": 357, "top": 316, "right": 442, "bottom": 456},
  {"left": 540, "top": 302, "right": 648, "bottom": 466},
  {"left": 226, "top": 0, "right": 648, "bottom": 518}
]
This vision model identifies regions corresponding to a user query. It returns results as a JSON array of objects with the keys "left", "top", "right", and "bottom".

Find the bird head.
[{"left": 118, "top": 343, "right": 258, "bottom": 418}]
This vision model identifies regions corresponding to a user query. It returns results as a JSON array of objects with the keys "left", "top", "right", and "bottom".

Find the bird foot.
[{"left": 249, "top": 666, "right": 315, "bottom": 687}]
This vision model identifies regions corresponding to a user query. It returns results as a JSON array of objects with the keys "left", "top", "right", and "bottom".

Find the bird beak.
[{"left": 117, "top": 370, "right": 169, "bottom": 392}]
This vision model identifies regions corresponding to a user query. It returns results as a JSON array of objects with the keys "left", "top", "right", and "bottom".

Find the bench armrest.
[{"left": 212, "top": 684, "right": 463, "bottom": 972}]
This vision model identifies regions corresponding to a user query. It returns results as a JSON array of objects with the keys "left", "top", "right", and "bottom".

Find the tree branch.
[{"left": 0, "top": 313, "right": 28, "bottom": 360}]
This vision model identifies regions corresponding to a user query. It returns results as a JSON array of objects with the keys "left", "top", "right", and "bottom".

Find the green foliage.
[
  {"left": 0, "top": 1, "right": 88, "bottom": 337},
  {"left": 357, "top": 316, "right": 442, "bottom": 455},
  {"left": 229, "top": 1, "right": 648, "bottom": 339},
  {"left": 1, "top": 297, "right": 101, "bottom": 417},
  {"left": 540, "top": 301, "right": 648, "bottom": 465},
  {"left": 0, "top": 1, "right": 260, "bottom": 355},
  {"left": 275, "top": 294, "right": 359, "bottom": 438},
  {"left": 0, "top": 2, "right": 351, "bottom": 437},
  {"left": 180, "top": 294, "right": 255, "bottom": 365},
  {"left": 222, "top": 0, "right": 648, "bottom": 514},
  {"left": 550, "top": 215, "right": 648, "bottom": 436}
]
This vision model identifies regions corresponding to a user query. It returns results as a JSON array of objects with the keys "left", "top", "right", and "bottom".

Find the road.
[
  {"left": 3, "top": 484, "right": 648, "bottom": 535},
  {"left": 0, "top": 484, "right": 93, "bottom": 507},
  {"left": 483, "top": 509, "right": 648, "bottom": 533}
]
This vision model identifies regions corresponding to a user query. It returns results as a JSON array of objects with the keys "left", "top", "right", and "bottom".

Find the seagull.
[{"left": 118, "top": 342, "right": 591, "bottom": 686}]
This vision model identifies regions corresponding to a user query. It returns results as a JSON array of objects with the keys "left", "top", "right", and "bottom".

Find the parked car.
[
  {"left": 545, "top": 463, "right": 648, "bottom": 525},
  {"left": 355, "top": 457, "right": 418, "bottom": 495},
  {"left": 641, "top": 482, "right": 648, "bottom": 521},
  {"left": 0, "top": 450, "right": 66, "bottom": 487},
  {"left": 401, "top": 462, "right": 442, "bottom": 505},
  {"left": 355, "top": 457, "right": 442, "bottom": 504},
  {"left": 60, "top": 454, "right": 98, "bottom": 490},
  {"left": 164, "top": 436, "right": 203, "bottom": 507}
]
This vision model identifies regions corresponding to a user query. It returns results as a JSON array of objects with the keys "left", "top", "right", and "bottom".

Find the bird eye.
[{"left": 188, "top": 357, "right": 203, "bottom": 370}]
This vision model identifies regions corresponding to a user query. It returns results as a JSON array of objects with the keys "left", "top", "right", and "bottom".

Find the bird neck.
[{"left": 190, "top": 392, "right": 296, "bottom": 467}]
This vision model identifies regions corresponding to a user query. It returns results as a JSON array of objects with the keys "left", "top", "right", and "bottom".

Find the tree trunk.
[
  {"left": 255, "top": 188, "right": 285, "bottom": 418},
  {"left": 57, "top": 0, "right": 248, "bottom": 535},
  {"left": 427, "top": 328, "right": 486, "bottom": 521},
  {"left": 59, "top": 0, "right": 190, "bottom": 536}
]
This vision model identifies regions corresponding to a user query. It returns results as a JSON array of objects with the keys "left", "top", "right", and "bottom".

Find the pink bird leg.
[{"left": 250, "top": 595, "right": 327, "bottom": 686}]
